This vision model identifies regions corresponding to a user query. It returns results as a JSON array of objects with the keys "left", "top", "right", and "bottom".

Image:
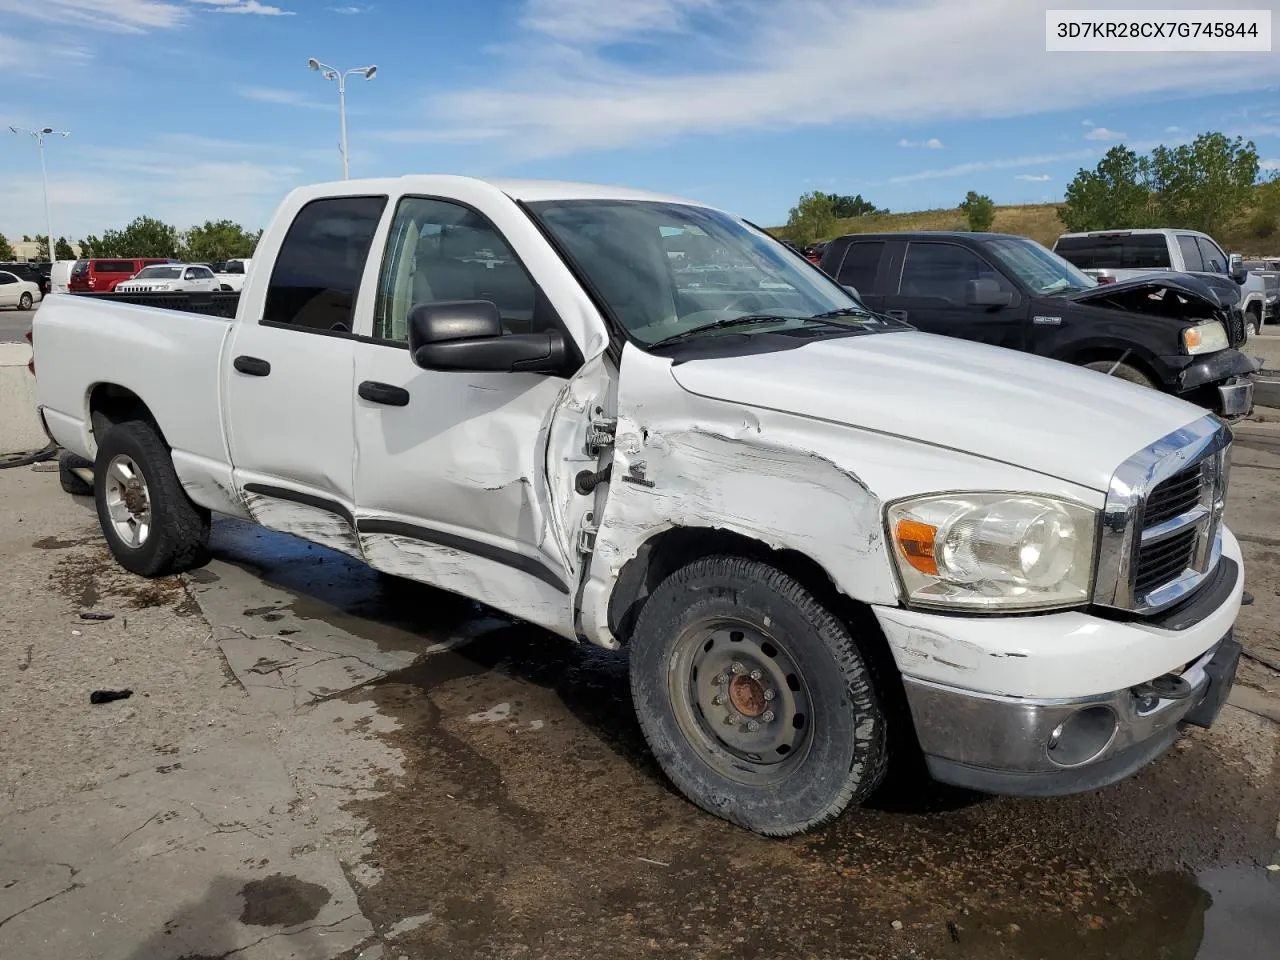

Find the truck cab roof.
[{"left": 289, "top": 175, "right": 709, "bottom": 208}]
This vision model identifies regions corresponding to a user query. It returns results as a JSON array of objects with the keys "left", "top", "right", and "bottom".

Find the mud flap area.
[{"left": 1182, "top": 634, "right": 1241, "bottom": 730}]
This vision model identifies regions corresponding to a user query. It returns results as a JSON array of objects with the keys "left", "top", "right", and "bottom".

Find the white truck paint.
[{"left": 32, "top": 176, "right": 1244, "bottom": 835}]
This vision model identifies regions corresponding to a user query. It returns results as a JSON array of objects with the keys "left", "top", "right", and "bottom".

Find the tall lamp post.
[
  {"left": 306, "top": 59, "right": 377, "bottom": 180},
  {"left": 9, "top": 125, "right": 72, "bottom": 262}
]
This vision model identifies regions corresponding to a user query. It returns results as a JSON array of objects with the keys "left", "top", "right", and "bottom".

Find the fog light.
[{"left": 1046, "top": 705, "right": 1118, "bottom": 767}]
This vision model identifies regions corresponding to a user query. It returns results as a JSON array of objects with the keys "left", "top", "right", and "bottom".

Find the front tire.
[
  {"left": 1083, "top": 359, "right": 1157, "bottom": 388},
  {"left": 94, "top": 420, "right": 210, "bottom": 577},
  {"left": 19, "top": 292, "right": 33, "bottom": 310},
  {"left": 628, "top": 555, "right": 888, "bottom": 836},
  {"left": 1245, "top": 308, "right": 1261, "bottom": 339}
]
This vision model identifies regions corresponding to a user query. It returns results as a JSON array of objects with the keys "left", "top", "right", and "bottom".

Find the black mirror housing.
[
  {"left": 1228, "top": 253, "right": 1247, "bottom": 284},
  {"left": 966, "top": 277, "right": 1014, "bottom": 308},
  {"left": 408, "top": 300, "right": 567, "bottom": 374}
]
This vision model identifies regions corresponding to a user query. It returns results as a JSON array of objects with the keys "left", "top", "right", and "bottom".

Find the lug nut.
[
  {"left": 723, "top": 714, "right": 737, "bottom": 726},
  {"left": 711, "top": 695, "right": 724, "bottom": 706},
  {"left": 730, "top": 662, "right": 744, "bottom": 675},
  {"left": 763, "top": 689, "right": 776, "bottom": 701},
  {"left": 746, "top": 720, "right": 760, "bottom": 732},
  {"left": 749, "top": 669, "right": 762, "bottom": 681},
  {"left": 761, "top": 710, "right": 775, "bottom": 723},
  {"left": 713, "top": 674, "right": 727, "bottom": 685}
]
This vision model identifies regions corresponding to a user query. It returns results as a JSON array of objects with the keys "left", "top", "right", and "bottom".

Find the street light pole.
[
  {"left": 307, "top": 59, "right": 377, "bottom": 180},
  {"left": 9, "top": 126, "right": 71, "bottom": 261}
]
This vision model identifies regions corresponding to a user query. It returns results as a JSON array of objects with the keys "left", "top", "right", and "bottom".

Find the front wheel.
[
  {"left": 629, "top": 555, "right": 888, "bottom": 836},
  {"left": 18, "top": 292, "right": 32, "bottom": 310},
  {"left": 1083, "top": 359, "right": 1157, "bottom": 388}
]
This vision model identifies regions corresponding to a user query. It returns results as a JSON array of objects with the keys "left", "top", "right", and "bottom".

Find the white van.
[{"left": 48, "top": 260, "right": 78, "bottom": 295}]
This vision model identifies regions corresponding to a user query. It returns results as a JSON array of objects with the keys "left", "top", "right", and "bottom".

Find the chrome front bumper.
[
  {"left": 1218, "top": 377, "right": 1254, "bottom": 418},
  {"left": 905, "top": 633, "right": 1241, "bottom": 797}
]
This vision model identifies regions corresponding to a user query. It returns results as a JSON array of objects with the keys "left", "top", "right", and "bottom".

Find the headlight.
[
  {"left": 1182, "top": 321, "right": 1228, "bottom": 355},
  {"left": 887, "top": 494, "right": 1097, "bottom": 611}
]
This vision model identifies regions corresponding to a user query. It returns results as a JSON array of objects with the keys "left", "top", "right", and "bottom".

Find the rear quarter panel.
[{"left": 34, "top": 295, "right": 234, "bottom": 467}]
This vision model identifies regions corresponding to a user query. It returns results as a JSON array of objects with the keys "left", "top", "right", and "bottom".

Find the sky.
[{"left": 0, "top": 0, "right": 1278, "bottom": 241}]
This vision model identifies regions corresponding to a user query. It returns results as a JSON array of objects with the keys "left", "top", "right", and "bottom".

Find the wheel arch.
[
  {"left": 1056, "top": 342, "right": 1164, "bottom": 386},
  {"left": 86, "top": 383, "right": 167, "bottom": 450}
]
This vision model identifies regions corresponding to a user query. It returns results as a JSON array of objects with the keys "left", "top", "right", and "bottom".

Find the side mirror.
[
  {"left": 842, "top": 284, "right": 861, "bottom": 300},
  {"left": 1229, "top": 253, "right": 1247, "bottom": 284},
  {"left": 966, "top": 277, "right": 1014, "bottom": 308},
  {"left": 408, "top": 300, "right": 567, "bottom": 374}
]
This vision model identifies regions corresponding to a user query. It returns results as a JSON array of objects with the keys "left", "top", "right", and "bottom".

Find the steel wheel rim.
[
  {"left": 103, "top": 454, "right": 151, "bottom": 549},
  {"left": 667, "top": 617, "right": 814, "bottom": 786}
]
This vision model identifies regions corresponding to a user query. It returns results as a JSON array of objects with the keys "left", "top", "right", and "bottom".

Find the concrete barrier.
[{"left": 0, "top": 342, "right": 48, "bottom": 456}]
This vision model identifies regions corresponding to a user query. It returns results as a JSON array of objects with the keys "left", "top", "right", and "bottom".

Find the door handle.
[
  {"left": 233, "top": 355, "right": 271, "bottom": 376},
  {"left": 358, "top": 381, "right": 411, "bottom": 407},
  {"left": 885, "top": 309, "right": 908, "bottom": 321}
]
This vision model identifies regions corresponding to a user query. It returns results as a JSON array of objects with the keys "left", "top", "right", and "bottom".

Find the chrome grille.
[{"left": 1094, "top": 415, "right": 1231, "bottom": 614}]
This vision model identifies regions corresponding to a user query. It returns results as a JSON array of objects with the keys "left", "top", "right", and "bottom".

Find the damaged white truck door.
[
  {"left": 224, "top": 195, "right": 390, "bottom": 556},
  {"left": 348, "top": 190, "right": 612, "bottom": 637}
]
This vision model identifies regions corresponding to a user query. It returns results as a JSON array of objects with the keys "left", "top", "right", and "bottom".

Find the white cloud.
[
  {"left": 1262, "top": 159, "right": 1279, "bottom": 171},
  {"left": 520, "top": 0, "right": 715, "bottom": 44},
  {"left": 1081, "top": 119, "right": 1094, "bottom": 127},
  {"left": 1084, "top": 126, "right": 1125, "bottom": 141},
  {"left": 1165, "top": 125, "right": 1182, "bottom": 133},
  {"left": 899, "top": 137, "right": 943, "bottom": 149},
  {"left": 0, "top": 0, "right": 187, "bottom": 33},
  {"left": 1015, "top": 173, "right": 1052, "bottom": 182},
  {"left": 332, "top": 3, "right": 371, "bottom": 11},
  {"left": 191, "top": 0, "right": 293, "bottom": 13},
  {"left": 237, "top": 85, "right": 331, "bottom": 110},
  {"left": 887, "top": 150, "right": 1094, "bottom": 184},
  {"left": 392, "top": 0, "right": 1279, "bottom": 161}
]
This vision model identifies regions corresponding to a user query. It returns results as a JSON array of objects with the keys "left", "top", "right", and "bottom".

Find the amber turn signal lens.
[
  {"left": 1182, "top": 327, "right": 1202, "bottom": 351},
  {"left": 895, "top": 519, "right": 938, "bottom": 576}
]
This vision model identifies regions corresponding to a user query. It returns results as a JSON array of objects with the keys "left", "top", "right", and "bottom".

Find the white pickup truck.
[{"left": 33, "top": 176, "right": 1244, "bottom": 835}]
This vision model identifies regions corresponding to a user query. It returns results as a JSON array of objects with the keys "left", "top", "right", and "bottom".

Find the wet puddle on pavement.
[{"left": 198, "top": 519, "right": 1280, "bottom": 960}]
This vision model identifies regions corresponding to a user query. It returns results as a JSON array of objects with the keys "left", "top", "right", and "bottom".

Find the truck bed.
[{"left": 70, "top": 290, "right": 241, "bottom": 320}]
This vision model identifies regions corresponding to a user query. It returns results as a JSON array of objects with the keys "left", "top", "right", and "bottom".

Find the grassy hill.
[{"left": 776, "top": 201, "right": 1277, "bottom": 254}]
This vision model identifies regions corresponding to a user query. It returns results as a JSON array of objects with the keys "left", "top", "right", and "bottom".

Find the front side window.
[
  {"left": 526, "top": 199, "right": 880, "bottom": 347},
  {"left": 264, "top": 195, "right": 387, "bottom": 333},
  {"left": 135, "top": 266, "right": 181, "bottom": 279},
  {"left": 1196, "top": 236, "right": 1226, "bottom": 273},
  {"left": 373, "top": 197, "right": 544, "bottom": 343},
  {"left": 898, "top": 242, "right": 1010, "bottom": 303}
]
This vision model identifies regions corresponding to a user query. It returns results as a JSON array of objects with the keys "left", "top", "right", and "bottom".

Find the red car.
[{"left": 68, "top": 257, "right": 174, "bottom": 293}]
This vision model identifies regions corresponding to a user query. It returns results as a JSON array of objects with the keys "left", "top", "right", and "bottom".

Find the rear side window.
[
  {"left": 94, "top": 260, "right": 136, "bottom": 273},
  {"left": 224, "top": 261, "right": 245, "bottom": 274},
  {"left": 897, "top": 241, "right": 1009, "bottom": 303},
  {"left": 263, "top": 196, "right": 388, "bottom": 333},
  {"left": 835, "top": 241, "right": 884, "bottom": 293},
  {"left": 1176, "top": 235, "right": 1205, "bottom": 271}
]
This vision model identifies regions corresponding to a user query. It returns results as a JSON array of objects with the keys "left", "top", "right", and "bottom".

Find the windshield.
[
  {"left": 984, "top": 237, "right": 1095, "bottom": 295},
  {"left": 526, "top": 199, "right": 881, "bottom": 347},
  {"left": 134, "top": 266, "right": 182, "bottom": 279}
]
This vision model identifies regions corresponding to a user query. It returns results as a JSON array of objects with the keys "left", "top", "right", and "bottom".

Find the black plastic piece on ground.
[
  {"left": 79, "top": 612, "right": 115, "bottom": 621},
  {"left": 1241, "top": 590, "right": 1254, "bottom": 606},
  {"left": 0, "top": 444, "right": 57, "bottom": 469},
  {"left": 89, "top": 689, "right": 133, "bottom": 705}
]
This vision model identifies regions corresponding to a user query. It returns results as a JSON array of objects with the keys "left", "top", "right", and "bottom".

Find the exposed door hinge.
[
  {"left": 585, "top": 415, "right": 617, "bottom": 455},
  {"left": 577, "top": 512, "right": 598, "bottom": 556}
]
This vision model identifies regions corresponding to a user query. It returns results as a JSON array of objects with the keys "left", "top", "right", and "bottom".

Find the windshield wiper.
[
  {"left": 807, "top": 306, "right": 878, "bottom": 320},
  {"left": 647, "top": 314, "right": 803, "bottom": 349}
]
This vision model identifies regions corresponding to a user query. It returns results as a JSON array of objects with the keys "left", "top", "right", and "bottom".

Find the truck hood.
[
  {"left": 667, "top": 331, "right": 1206, "bottom": 492},
  {"left": 1064, "top": 272, "right": 1240, "bottom": 309}
]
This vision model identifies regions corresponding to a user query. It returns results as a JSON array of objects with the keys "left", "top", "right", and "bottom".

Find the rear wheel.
[
  {"left": 58, "top": 452, "right": 94, "bottom": 496},
  {"left": 628, "top": 555, "right": 888, "bottom": 836},
  {"left": 18, "top": 292, "right": 32, "bottom": 310},
  {"left": 94, "top": 420, "right": 210, "bottom": 577},
  {"left": 1083, "top": 359, "right": 1156, "bottom": 388},
  {"left": 1245, "top": 307, "right": 1261, "bottom": 339}
]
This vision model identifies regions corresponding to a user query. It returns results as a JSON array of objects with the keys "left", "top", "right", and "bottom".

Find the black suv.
[{"left": 818, "top": 232, "right": 1254, "bottom": 417}]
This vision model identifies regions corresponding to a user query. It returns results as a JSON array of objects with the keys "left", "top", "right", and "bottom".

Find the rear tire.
[
  {"left": 93, "top": 420, "right": 210, "bottom": 577},
  {"left": 19, "top": 292, "right": 32, "bottom": 310},
  {"left": 628, "top": 555, "right": 888, "bottom": 836},
  {"left": 1083, "top": 359, "right": 1157, "bottom": 388},
  {"left": 1245, "top": 308, "right": 1261, "bottom": 339},
  {"left": 58, "top": 452, "right": 94, "bottom": 496}
]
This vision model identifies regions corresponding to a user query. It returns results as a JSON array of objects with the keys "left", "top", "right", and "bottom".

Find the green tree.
[
  {"left": 54, "top": 237, "right": 75, "bottom": 260},
  {"left": 180, "top": 219, "right": 259, "bottom": 262},
  {"left": 1059, "top": 145, "right": 1154, "bottom": 232},
  {"left": 829, "top": 193, "right": 888, "bottom": 218},
  {"left": 785, "top": 191, "right": 837, "bottom": 245},
  {"left": 0, "top": 232, "right": 15, "bottom": 260},
  {"left": 79, "top": 235, "right": 101, "bottom": 258},
  {"left": 1249, "top": 173, "right": 1280, "bottom": 239},
  {"left": 32, "top": 235, "right": 50, "bottom": 259},
  {"left": 959, "top": 191, "right": 996, "bottom": 232},
  {"left": 1148, "top": 133, "right": 1259, "bottom": 235},
  {"left": 103, "top": 216, "right": 179, "bottom": 258}
]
